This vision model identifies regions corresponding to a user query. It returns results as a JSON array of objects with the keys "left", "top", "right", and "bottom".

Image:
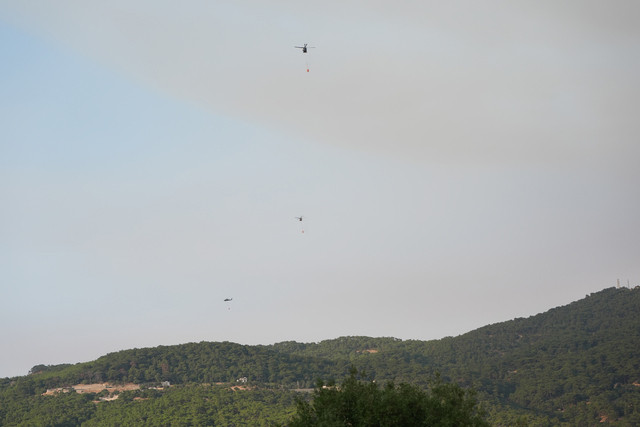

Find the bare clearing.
[{"left": 43, "top": 383, "right": 140, "bottom": 396}]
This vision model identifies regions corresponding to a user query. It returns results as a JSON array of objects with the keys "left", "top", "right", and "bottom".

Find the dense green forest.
[
  {"left": 288, "top": 369, "right": 490, "bottom": 426},
  {"left": 1, "top": 286, "right": 639, "bottom": 425},
  {"left": 0, "top": 384, "right": 297, "bottom": 426}
]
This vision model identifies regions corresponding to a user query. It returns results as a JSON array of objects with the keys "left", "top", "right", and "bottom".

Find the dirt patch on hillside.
[
  {"left": 357, "top": 349, "right": 379, "bottom": 354},
  {"left": 231, "top": 385, "right": 256, "bottom": 391},
  {"left": 43, "top": 383, "right": 140, "bottom": 396}
]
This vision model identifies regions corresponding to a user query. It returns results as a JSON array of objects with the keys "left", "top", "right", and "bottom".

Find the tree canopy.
[
  {"left": 2, "top": 286, "right": 640, "bottom": 425},
  {"left": 287, "top": 369, "right": 490, "bottom": 427}
]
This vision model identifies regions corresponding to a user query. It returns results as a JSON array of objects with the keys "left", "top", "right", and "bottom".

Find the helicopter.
[
  {"left": 295, "top": 216, "right": 306, "bottom": 233},
  {"left": 294, "top": 43, "right": 314, "bottom": 53},
  {"left": 224, "top": 298, "right": 233, "bottom": 302}
]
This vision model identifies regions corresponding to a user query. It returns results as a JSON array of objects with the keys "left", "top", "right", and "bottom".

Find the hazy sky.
[{"left": 1, "top": 1, "right": 639, "bottom": 378}]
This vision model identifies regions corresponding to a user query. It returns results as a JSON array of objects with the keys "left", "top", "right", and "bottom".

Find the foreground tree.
[{"left": 287, "top": 369, "right": 489, "bottom": 426}]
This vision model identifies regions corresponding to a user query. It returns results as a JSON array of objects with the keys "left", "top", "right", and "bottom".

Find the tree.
[{"left": 286, "top": 369, "right": 489, "bottom": 426}]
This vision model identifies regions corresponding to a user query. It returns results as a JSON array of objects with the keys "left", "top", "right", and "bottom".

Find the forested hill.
[{"left": 2, "top": 286, "right": 639, "bottom": 425}]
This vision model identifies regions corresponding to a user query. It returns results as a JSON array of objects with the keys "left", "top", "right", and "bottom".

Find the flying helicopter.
[
  {"left": 295, "top": 216, "right": 306, "bottom": 233},
  {"left": 224, "top": 298, "right": 233, "bottom": 302},
  {"left": 294, "top": 43, "right": 314, "bottom": 53}
]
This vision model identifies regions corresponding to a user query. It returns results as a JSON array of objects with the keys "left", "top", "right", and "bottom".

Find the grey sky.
[{"left": 1, "top": 1, "right": 639, "bottom": 377}]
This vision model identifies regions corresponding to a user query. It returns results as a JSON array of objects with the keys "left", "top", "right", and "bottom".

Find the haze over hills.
[{"left": 1, "top": 286, "right": 639, "bottom": 425}]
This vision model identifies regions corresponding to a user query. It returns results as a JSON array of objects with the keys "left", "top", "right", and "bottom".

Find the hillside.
[{"left": 1, "top": 286, "right": 639, "bottom": 425}]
